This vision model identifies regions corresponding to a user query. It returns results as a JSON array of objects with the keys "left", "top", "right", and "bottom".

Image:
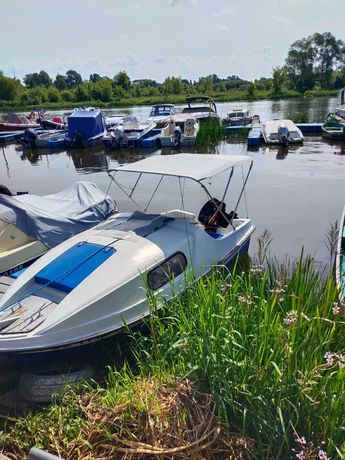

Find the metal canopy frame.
[{"left": 107, "top": 158, "right": 253, "bottom": 227}]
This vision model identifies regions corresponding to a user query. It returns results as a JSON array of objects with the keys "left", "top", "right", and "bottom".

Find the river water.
[{"left": 1, "top": 97, "right": 344, "bottom": 267}]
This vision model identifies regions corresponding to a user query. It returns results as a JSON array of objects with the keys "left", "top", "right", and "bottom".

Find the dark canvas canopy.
[
  {"left": 67, "top": 110, "right": 105, "bottom": 140},
  {"left": 0, "top": 182, "right": 116, "bottom": 248}
]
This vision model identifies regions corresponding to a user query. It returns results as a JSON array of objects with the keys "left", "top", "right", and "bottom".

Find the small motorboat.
[
  {"left": 181, "top": 97, "right": 219, "bottom": 121},
  {"left": 0, "top": 182, "right": 116, "bottom": 276},
  {"left": 103, "top": 116, "right": 156, "bottom": 148},
  {"left": 160, "top": 116, "right": 199, "bottom": 147},
  {"left": 0, "top": 113, "right": 40, "bottom": 132},
  {"left": 0, "top": 154, "right": 254, "bottom": 357},
  {"left": 321, "top": 121, "right": 345, "bottom": 141},
  {"left": 262, "top": 119, "right": 304, "bottom": 145},
  {"left": 19, "top": 129, "right": 67, "bottom": 148},
  {"left": 147, "top": 104, "right": 176, "bottom": 127},
  {"left": 64, "top": 109, "right": 106, "bottom": 147},
  {"left": 224, "top": 108, "right": 252, "bottom": 126},
  {"left": 336, "top": 206, "right": 345, "bottom": 301}
]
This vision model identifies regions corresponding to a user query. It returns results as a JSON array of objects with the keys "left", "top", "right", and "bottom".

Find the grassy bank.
[
  {"left": 1, "top": 251, "right": 344, "bottom": 459},
  {"left": 0, "top": 89, "right": 339, "bottom": 113}
]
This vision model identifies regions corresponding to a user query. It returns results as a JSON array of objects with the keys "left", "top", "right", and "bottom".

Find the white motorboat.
[
  {"left": 0, "top": 154, "right": 254, "bottom": 357},
  {"left": 181, "top": 97, "right": 219, "bottom": 121},
  {"left": 147, "top": 104, "right": 176, "bottom": 127},
  {"left": 225, "top": 108, "right": 252, "bottom": 126},
  {"left": 262, "top": 119, "right": 304, "bottom": 145},
  {"left": 160, "top": 116, "right": 199, "bottom": 147},
  {"left": 0, "top": 182, "right": 116, "bottom": 276},
  {"left": 103, "top": 116, "right": 156, "bottom": 148}
]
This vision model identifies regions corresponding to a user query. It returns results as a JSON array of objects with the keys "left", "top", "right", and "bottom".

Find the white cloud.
[
  {"left": 272, "top": 16, "right": 291, "bottom": 25},
  {"left": 213, "top": 23, "right": 230, "bottom": 33},
  {"left": 211, "top": 6, "right": 235, "bottom": 17},
  {"left": 156, "top": 56, "right": 168, "bottom": 64}
]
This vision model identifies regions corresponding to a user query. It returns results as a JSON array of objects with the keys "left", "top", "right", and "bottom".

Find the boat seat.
[{"left": 113, "top": 211, "right": 170, "bottom": 237}]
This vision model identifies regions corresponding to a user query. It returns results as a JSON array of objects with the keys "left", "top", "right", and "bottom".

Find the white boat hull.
[{"left": 0, "top": 212, "right": 254, "bottom": 355}]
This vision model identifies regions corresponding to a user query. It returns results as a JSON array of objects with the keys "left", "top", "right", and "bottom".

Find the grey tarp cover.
[{"left": 0, "top": 182, "right": 116, "bottom": 248}]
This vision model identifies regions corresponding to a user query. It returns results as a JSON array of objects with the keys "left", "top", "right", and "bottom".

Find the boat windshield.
[{"left": 149, "top": 106, "right": 175, "bottom": 117}]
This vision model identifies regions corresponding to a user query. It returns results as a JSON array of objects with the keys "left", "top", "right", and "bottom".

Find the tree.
[
  {"left": 0, "top": 75, "right": 18, "bottom": 100},
  {"left": 89, "top": 73, "right": 101, "bottom": 83},
  {"left": 114, "top": 71, "right": 131, "bottom": 90},
  {"left": 246, "top": 82, "right": 256, "bottom": 97},
  {"left": 54, "top": 74, "right": 67, "bottom": 90},
  {"left": 74, "top": 84, "right": 89, "bottom": 101},
  {"left": 285, "top": 36, "right": 315, "bottom": 92},
  {"left": 271, "top": 66, "right": 285, "bottom": 94},
  {"left": 65, "top": 70, "right": 82, "bottom": 89},
  {"left": 312, "top": 32, "right": 342, "bottom": 89},
  {"left": 47, "top": 86, "right": 61, "bottom": 102},
  {"left": 23, "top": 70, "right": 52, "bottom": 88}
]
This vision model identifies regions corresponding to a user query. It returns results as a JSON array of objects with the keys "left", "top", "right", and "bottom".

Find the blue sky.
[{"left": 1, "top": 0, "right": 344, "bottom": 83}]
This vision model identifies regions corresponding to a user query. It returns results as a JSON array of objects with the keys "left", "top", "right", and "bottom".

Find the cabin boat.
[
  {"left": 147, "top": 104, "right": 176, "bottom": 127},
  {"left": 336, "top": 207, "right": 345, "bottom": 301},
  {"left": 181, "top": 97, "right": 219, "bottom": 121},
  {"left": 0, "top": 182, "right": 115, "bottom": 276},
  {"left": 64, "top": 109, "right": 106, "bottom": 147},
  {"left": 321, "top": 121, "right": 345, "bottom": 140},
  {"left": 0, "top": 154, "right": 254, "bottom": 358},
  {"left": 262, "top": 119, "right": 304, "bottom": 145},
  {"left": 225, "top": 108, "right": 252, "bottom": 126},
  {"left": 160, "top": 116, "right": 199, "bottom": 147}
]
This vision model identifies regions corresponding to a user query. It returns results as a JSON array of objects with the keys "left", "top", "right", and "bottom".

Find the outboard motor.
[
  {"left": 173, "top": 125, "right": 182, "bottom": 147},
  {"left": 72, "top": 130, "right": 84, "bottom": 147},
  {"left": 198, "top": 198, "right": 238, "bottom": 230},
  {"left": 278, "top": 124, "right": 289, "bottom": 146},
  {"left": 110, "top": 126, "right": 125, "bottom": 148},
  {"left": 23, "top": 128, "right": 38, "bottom": 147}
]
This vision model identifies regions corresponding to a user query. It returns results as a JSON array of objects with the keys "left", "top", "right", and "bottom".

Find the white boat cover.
[
  {"left": 0, "top": 182, "right": 116, "bottom": 248},
  {"left": 113, "top": 154, "right": 251, "bottom": 181}
]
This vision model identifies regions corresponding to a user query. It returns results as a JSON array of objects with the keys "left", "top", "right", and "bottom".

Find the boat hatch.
[{"left": 35, "top": 242, "right": 115, "bottom": 293}]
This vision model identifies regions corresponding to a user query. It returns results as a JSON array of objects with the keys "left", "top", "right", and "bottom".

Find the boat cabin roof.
[
  {"left": 228, "top": 109, "right": 249, "bottom": 116},
  {"left": 111, "top": 154, "right": 251, "bottom": 181}
]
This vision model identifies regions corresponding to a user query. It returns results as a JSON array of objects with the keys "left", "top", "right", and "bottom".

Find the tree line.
[{"left": 0, "top": 32, "right": 344, "bottom": 106}]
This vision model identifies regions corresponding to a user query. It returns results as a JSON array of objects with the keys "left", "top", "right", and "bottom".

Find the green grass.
[
  {"left": 196, "top": 118, "right": 222, "bottom": 146},
  {"left": 1, "top": 254, "right": 345, "bottom": 459}
]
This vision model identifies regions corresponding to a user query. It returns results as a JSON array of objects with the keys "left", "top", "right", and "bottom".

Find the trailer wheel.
[{"left": 19, "top": 362, "right": 95, "bottom": 403}]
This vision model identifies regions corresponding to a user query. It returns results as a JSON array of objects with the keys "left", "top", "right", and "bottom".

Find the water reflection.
[{"left": 68, "top": 147, "right": 109, "bottom": 173}]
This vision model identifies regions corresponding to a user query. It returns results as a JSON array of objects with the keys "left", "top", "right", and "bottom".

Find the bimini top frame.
[{"left": 107, "top": 154, "right": 253, "bottom": 223}]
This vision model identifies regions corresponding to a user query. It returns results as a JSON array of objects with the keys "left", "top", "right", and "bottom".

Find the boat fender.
[
  {"left": 19, "top": 362, "right": 95, "bottom": 403},
  {"left": 173, "top": 126, "right": 182, "bottom": 147},
  {"left": 24, "top": 128, "right": 38, "bottom": 147}
]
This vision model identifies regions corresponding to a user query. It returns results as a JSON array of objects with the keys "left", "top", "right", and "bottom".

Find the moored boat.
[
  {"left": 335, "top": 87, "right": 345, "bottom": 120},
  {"left": 160, "top": 116, "right": 199, "bottom": 147},
  {"left": 103, "top": 116, "right": 156, "bottom": 148},
  {"left": 321, "top": 120, "right": 345, "bottom": 140},
  {"left": 181, "top": 96, "right": 219, "bottom": 121},
  {"left": 262, "top": 119, "right": 304, "bottom": 145},
  {"left": 147, "top": 104, "right": 176, "bottom": 127},
  {"left": 0, "top": 154, "right": 254, "bottom": 358},
  {"left": 0, "top": 182, "right": 116, "bottom": 276},
  {"left": 64, "top": 109, "right": 106, "bottom": 147},
  {"left": 336, "top": 207, "right": 345, "bottom": 300},
  {"left": 224, "top": 108, "right": 252, "bottom": 126},
  {"left": 0, "top": 113, "right": 40, "bottom": 132},
  {"left": 19, "top": 129, "right": 67, "bottom": 148}
]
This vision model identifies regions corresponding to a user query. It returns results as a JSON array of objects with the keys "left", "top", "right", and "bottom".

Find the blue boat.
[{"left": 65, "top": 109, "right": 106, "bottom": 148}]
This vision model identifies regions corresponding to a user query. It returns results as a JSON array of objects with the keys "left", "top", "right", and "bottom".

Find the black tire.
[{"left": 19, "top": 362, "right": 94, "bottom": 403}]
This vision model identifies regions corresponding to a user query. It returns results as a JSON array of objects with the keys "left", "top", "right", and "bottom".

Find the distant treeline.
[{"left": 0, "top": 32, "right": 344, "bottom": 108}]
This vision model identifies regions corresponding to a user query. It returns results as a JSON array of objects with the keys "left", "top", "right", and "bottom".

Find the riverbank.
[
  {"left": 2, "top": 250, "right": 344, "bottom": 459},
  {"left": 0, "top": 89, "right": 339, "bottom": 114}
]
